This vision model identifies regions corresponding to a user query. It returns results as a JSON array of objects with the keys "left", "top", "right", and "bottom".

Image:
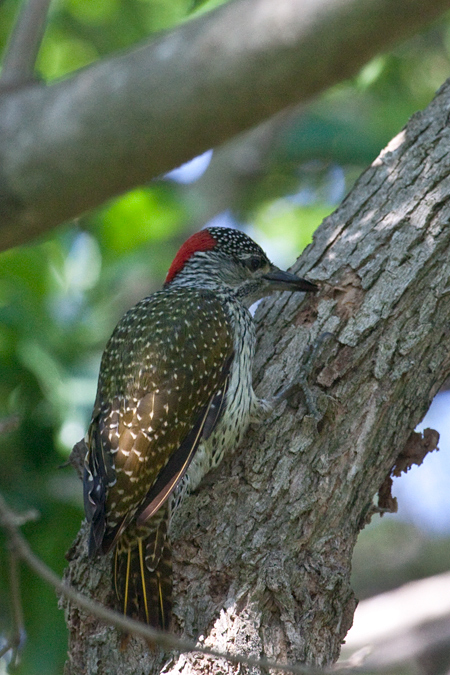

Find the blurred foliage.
[
  {"left": 1, "top": 0, "right": 450, "bottom": 673},
  {"left": 352, "top": 518, "right": 450, "bottom": 600}
]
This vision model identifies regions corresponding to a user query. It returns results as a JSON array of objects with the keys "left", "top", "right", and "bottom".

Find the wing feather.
[
  {"left": 83, "top": 288, "right": 234, "bottom": 556},
  {"left": 136, "top": 353, "right": 233, "bottom": 525}
]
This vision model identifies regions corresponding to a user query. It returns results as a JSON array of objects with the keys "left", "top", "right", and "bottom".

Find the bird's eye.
[{"left": 246, "top": 256, "right": 263, "bottom": 271}]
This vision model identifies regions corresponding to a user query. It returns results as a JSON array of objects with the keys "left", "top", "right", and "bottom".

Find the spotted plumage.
[{"left": 83, "top": 227, "right": 317, "bottom": 629}]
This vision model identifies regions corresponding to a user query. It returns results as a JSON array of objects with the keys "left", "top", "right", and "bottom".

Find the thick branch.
[
  {"left": 64, "top": 78, "right": 450, "bottom": 674},
  {"left": 342, "top": 572, "right": 450, "bottom": 670},
  {"left": 1, "top": 0, "right": 450, "bottom": 250},
  {"left": 0, "top": 492, "right": 319, "bottom": 675},
  {"left": 0, "top": 0, "right": 52, "bottom": 87}
]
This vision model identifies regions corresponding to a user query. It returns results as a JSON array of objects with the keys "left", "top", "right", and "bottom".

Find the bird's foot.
[{"left": 264, "top": 332, "right": 335, "bottom": 421}]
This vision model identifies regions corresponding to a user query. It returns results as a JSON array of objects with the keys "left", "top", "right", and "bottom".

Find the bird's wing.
[
  {"left": 83, "top": 288, "right": 234, "bottom": 555},
  {"left": 135, "top": 351, "right": 233, "bottom": 525}
]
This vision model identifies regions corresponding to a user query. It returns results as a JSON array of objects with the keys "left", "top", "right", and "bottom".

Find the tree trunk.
[{"left": 63, "top": 78, "right": 450, "bottom": 674}]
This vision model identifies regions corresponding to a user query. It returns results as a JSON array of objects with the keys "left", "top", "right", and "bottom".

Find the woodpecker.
[{"left": 83, "top": 227, "right": 317, "bottom": 629}]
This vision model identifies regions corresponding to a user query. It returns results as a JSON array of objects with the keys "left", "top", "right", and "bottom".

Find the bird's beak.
[{"left": 263, "top": 268, "right": 318, "bottom": 294}]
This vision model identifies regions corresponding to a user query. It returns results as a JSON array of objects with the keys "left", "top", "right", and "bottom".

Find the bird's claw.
[{"left": 272, "top": 332, "right": 336, "bottom": 421}]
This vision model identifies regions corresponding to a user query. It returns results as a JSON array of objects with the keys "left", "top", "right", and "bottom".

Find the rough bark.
[
  {"left": 62, "top": 78, "right": 450, "bottom": 673},
  {"left": 1, "top": 0, "right": 450, "bottom": 251}
]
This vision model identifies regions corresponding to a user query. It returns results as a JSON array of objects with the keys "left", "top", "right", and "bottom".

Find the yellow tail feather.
[
  {"left": 113, "top": 505, "right": 172, "bottom": 629},
  {"left": 138, "top": 537, "right": 150, "bottom": 625}
]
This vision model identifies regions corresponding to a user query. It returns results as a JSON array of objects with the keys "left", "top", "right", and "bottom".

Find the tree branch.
[
  {"left": 0, "top": 0, "right": 52, "bottom": 88},
  {"left": 1, "top": 550, "right": 25, "bottom": 666},
  {"left": 0, "top": 492, "right": 336, "bottom": 675},
  {"left": 1, "top": 0, "right": 450, "bottom": 250},
  {"left": 63, "top": 76, "right": 450, "bottom": 673},
  {"left": 342, "top": 572, "right": 450, "bottom": 670}
]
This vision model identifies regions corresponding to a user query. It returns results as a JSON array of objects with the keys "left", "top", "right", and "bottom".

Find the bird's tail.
[{"left": 113, "top": 503, "right": 172, "bottom": 630}]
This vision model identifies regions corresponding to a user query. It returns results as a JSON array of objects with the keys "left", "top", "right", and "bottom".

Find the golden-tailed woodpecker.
[{"left": 83, "top": 227, "right": 317, "bottom": 629}]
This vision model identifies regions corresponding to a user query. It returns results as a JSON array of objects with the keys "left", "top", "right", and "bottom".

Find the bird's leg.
[{"left": 254, "top": 332, "right": 335, "bottom": 422}]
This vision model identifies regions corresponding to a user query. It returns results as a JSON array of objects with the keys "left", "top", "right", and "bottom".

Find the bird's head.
[{"left": 165, "top": 227, "right": 317, "bottom": 307}]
